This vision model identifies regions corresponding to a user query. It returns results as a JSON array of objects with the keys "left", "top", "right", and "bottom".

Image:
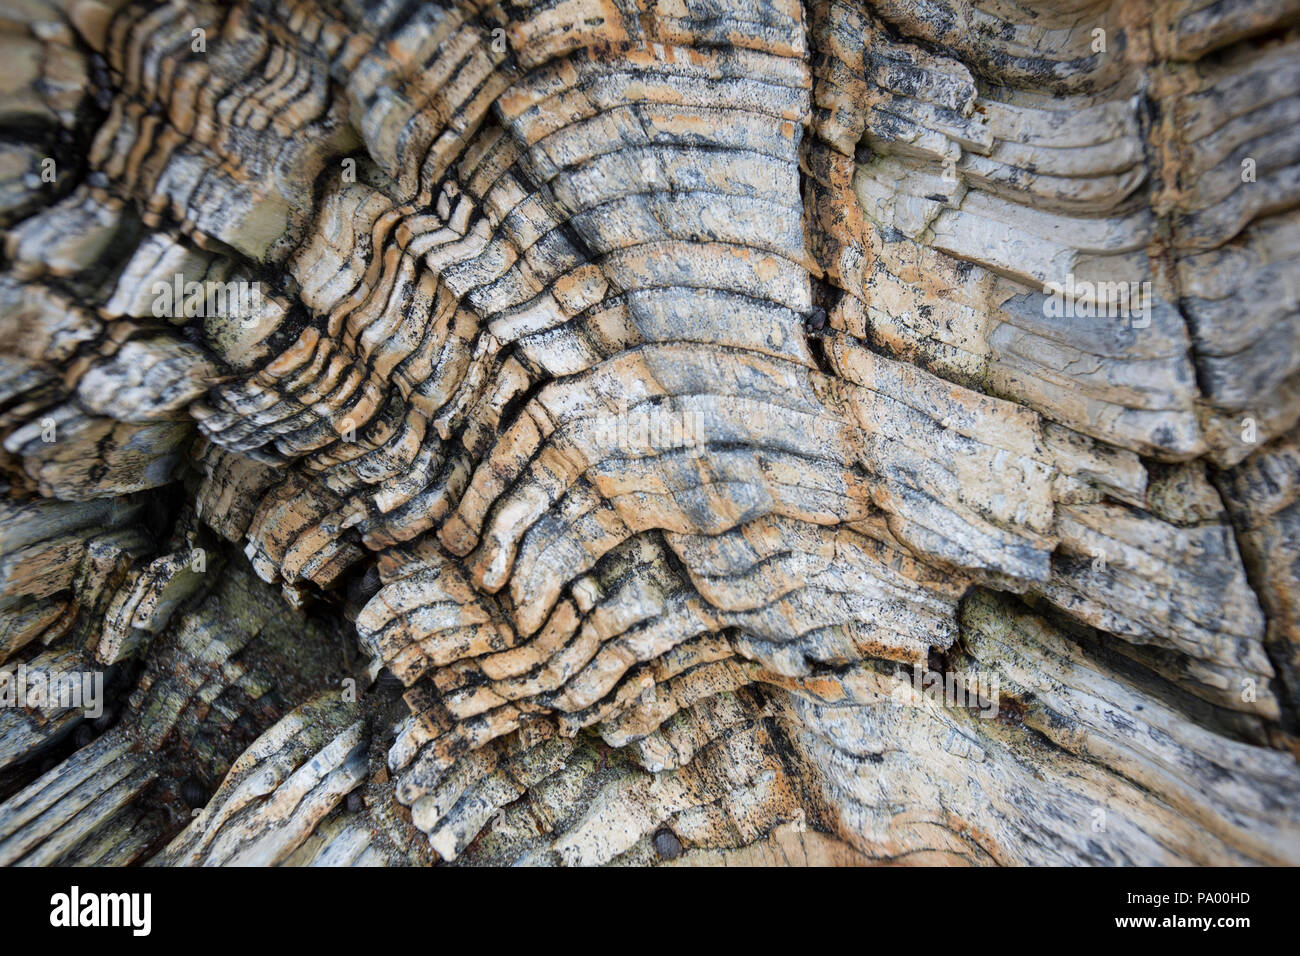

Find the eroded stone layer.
[{"left": 0, "top": 0, "right": 1297, "bottom": 865}]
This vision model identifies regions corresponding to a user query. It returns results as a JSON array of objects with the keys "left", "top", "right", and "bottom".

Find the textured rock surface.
[{"left": 0, "top": 0, "right": 1297, "bottom": 866}]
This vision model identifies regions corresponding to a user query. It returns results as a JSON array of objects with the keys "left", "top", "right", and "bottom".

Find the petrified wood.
[{"left": 0, "top": 0, "right": 1298, "bottom": 866}]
